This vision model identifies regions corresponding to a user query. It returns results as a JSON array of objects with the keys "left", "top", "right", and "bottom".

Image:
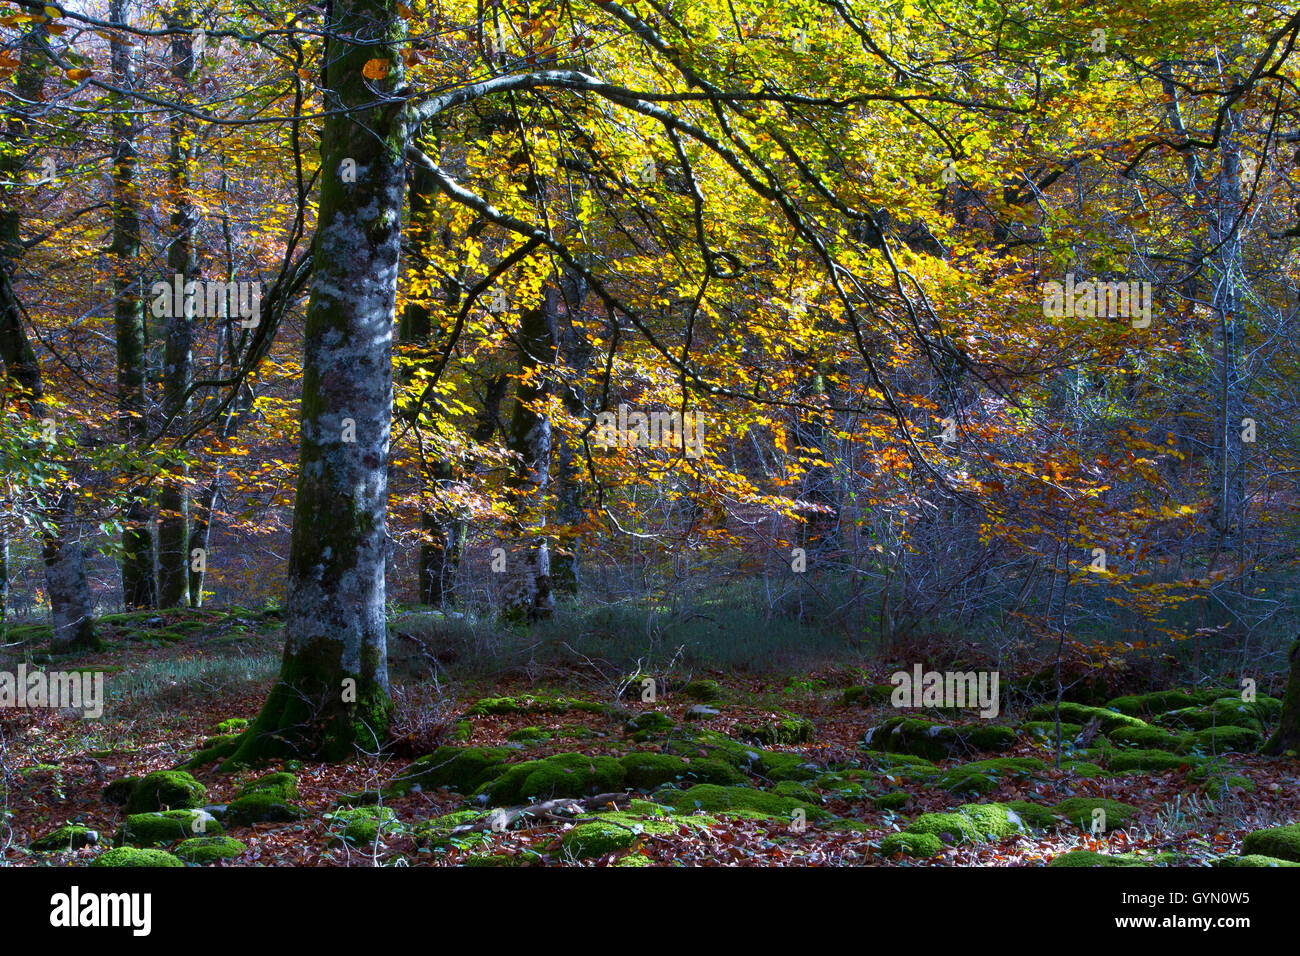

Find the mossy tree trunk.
[
  {"left": 227, "top": 0, "right": 407, "bottom": 764},
  {"left": 110, "top": 0, "right": 156, "bottom": 610},
  {"left": 1264, "top": 641, "right": 1300, "bottom": 756},
  {"left": 550, "top": 273, "right": 589, "bottom": 598},
  {"left": 156, "top": 3, "right": 196, "bottom": 609}
]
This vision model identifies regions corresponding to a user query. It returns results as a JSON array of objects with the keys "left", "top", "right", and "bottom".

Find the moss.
[
  {"left": 965, "top": 726, "right": 1017, "bottom": 751},
  {"left": 174, "top": 836, "right": 246, "bottom": 863},
  {"left": 1052, "top": 797, "right": 1140, "bottom": 830},
  {"left": 235, "top": 771, "right": 299, "bottom": 802},
  {"left": 1003, "top": 801, "right": 1056, "bottom": 829},
  {"left": 223, "top": 791, "right": 309, "bottom": 826},
  {"left": 860, "top": 750, "right": 939, "bottom": 776},
  {"left": 624, "top": 711, "right": 676, "bottom": 737},
  {"left": 825, "top": 819, "right": 873, "bottom": 833},
  {"left": 734, "top": 716, "right": 815, "bottom": 745},
  {"left": 935, "top": 757, "right": 1047, "bottom": 795},
  {"left": 178, "top": 735, "right": 242, "bottom": 771},
  {"left": 414, "top": 810, "right": 488, "bottom": 848},
  {"left": 1026, "top": 703, "right": 1148, "bottom": 734},
  {"left": 90, "top": 847, "right": 184, "bottom": 867},
  {"left": 680, "top": 679, "right": 723, "bottom": 702},
  {"left": 30, "top": 825, "right": 99, "bottom": 852},
  {"left": 1019, "top": 721, "right": 1083, "bottom": 740},
  {"left": 770, "top": 780, "right": 820, "bottom": 802},
  {"left": 562, "top": 809, "right": 714, "bottom": 859},
  {"left": 1061, "top": 760, "right": 1107, "bottom": 778},
  {"left": 663, "top": 729, "right": 763, "bottom": 770},
  {"left": 873, "top": 791, "right": 911, "bottom": 811},
  {"left": 1049, "top": 850, "right": 1153, "bottom": 867},
  {"left": 103, "top": 776, "right": 140, "bottom": 806},
  {"left": 619, "top": 752, "right": 746, "bottom": 789},
  {"left": 114, "top": 810, "right": 222, "bottom": 846},
  {"left": 1156, "top": 697, "right": 1278, "bottom": 734},
  {"left": 1105, "top": 690, "right": 1223, "bottom": 717},
  {"left": 1184, "top": 725, "right": 1262, "bottom": 753},
  {"left": 388, "top": 746, "right": 514, "bottom": 796},
  {"left": 957, "top": 803, "right": 1028, "bottom": 839},
  {"left": 1241, "top": 824, "right": 1300, "bottom": 862},
  {"left": 329, "top": 805, "right": 403, "bottom": 845},
  {"left": 125, "top": 770, "right": 206, "bottom": 813},
  {"left": 1106, "top": 749, "right": 1194, "bottom": 773},
  {"left": 615, "top": 853, "right": 653, "bottom": 866},
  {"left": 216, "top": 718, "right": 249, "bottom": 734},
  {"left": 842, "top": 684, "right": 896, "bottom": 707},
  {"left": 483, "top": 752, "right": 626, "bottom": 805},
  {"left": 863, "top": 718, "right": 1016, "bottom": 760},
  {"left": 466, "top": 695, "right": 614, "bottom": 717},
  {"left": 655, "top": 784, "right": 831, "bottom": 821},
  {"left": 880, "top": 831, "right": 942, "bottom": 857},
  {"left": 1217, "top": 854, "right": 1300, "bottom": 867},
  {"left": 506, "top": 726, "right": 552, "bottom": 743},
  {"left": 463, "top": 851, "right": 541, "bottom": 867}
]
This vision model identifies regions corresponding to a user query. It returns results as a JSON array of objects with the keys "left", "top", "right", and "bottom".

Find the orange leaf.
[{"left": 362, "top": 58, "right": 390, "bottom": 80}]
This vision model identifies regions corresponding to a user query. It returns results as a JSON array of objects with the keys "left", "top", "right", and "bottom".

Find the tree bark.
[
  {"left": 110, "top": 0, "right": 157, "bottom": 610},
  {"left": 228, "top": 0, "right": 406, "bottom": 764},
  {"left": 1264, "top": 641, "right": 1300, "bottom": 756}
]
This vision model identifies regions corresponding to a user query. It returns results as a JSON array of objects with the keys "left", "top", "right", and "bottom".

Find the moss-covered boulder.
[
  {"left": 1049, "top": 850, "right": 1155, "bottom": 867},
  {"left": 654, "top": 784, "right": 831, "bottom": 821},
  {"left": 1026, "top": 703, "right": 1147, "bottom": 735},
  {"left": 1156, "top": 697, "right": 1279, "bottom": 735},
  {"left": 462, "top": 851, "right": 542, "bottom": 867},
  {"left": 903, "top": 803, "right": 1026, "bottom": 844},
  {"left": 328, "top": 806, "right": 404, "bottom": 846},
  {"left": 880, "top": 831, "right": 942, "bottom": 857},
  {"left": 388, "top": 746, "right": 514, "bottom": 796},
  {"left": 619, "top": 752, "right": 746, "bottom": 789},
  {"left": 223, "top": 791, "right": 309, "bottom": 826},
  {"left": 235, "top": 771, "right": 298, "bottom": 802},
  {"left": 482, "top": 752, "right": 626, "bottom": 805},
  {"left": 734, "top": 715, "right": 815, "bottom": 745},
  {"left": 1018, "top": 721, "right": 1083, "bottom": 741},
  {"left": 1105, "top": 748, "right": 1194, "bottom": 773},
  {"left": 174, "top": 836, "right": 246, "bottom": 863},
  {"left": 125, "top": 770, "right": 206, "bottom": 813},
  {"left": 935, "top": 757, "right": 1047, "bottom": 795},
  {"left": 863, "top": 717, "right": 1016, "bottom": 760},
  {"left": 1183, "top": 725, "right": 1262, "bottom": 753},
  {"left": 30, "top": 825, "right": 99, "bottom": 852},
  {"left": 90, "top": 847, "right": 184, "bottom": 868},
  {"left": 1109, "top": 725, "right": 1189, "bottom": 750},
  {"left": 114, "top": 809, "right": 221, "bottom": 846},
  {"left": 662, "top": 729, "right": 764, "bottom": 770},
  {"left": 414, "top": 810, "right": 489, "bottom": 849},
  {"left": 1105, "top": 689, "right": 1228, "bottom": 717},
  {"left": 1052, "top": 797, "right": 1140, "bottom": 830},
  {"left": 560, "top": 810, "right": 712, "bottom": 860},
  {"left": 1241, "top": 824, "right": 1300, "bottom": 862},
  {"left": 873, "top": 791, "right": 912, "bottom": 811},
  {"left": 1003, "top": 801, "right": 1056, "bottom": 829},
  {"left": 680, "top": 679, "right": 723, "bottom": 702},
  {"left": 624, "top": 712, "right": 676, "bottom": 738},
  {"left": 466, "top": 695, "right": 613, "bottom": 717}
]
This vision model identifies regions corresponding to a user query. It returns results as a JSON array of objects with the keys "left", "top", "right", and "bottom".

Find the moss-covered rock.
[
  {"left": 1053, "top": 797, "right": 1140, "bottom": 830},
  {"left": 103, "top": 776, "right": 140, "bottom": 807},
  {"left": 734, "top": 715, "right": 815, "bottom": 746},
  {"left": 30, "top": 825, "right": 99, "bottom": 852},
  {"left": 935, "top": 757, "right": 1047, "bottom": 795},
  {"left": 663, "top": 729, "right": 764, "bottom": 770},
  {"left": 1049, "top": 850, "right": 1155, "bottom": 867},
  {"left": 506, "top": 726, "right": 552, "bottom": 743},
  {"left": 1156, "top": 697, "right": 1279, "bottom": 734},
  {"left": 125, "top": 770, "right": 206, "bottom": 813},
  {"left": 414, "top": 810, "right": 489, "bottom": 849},
  {"left": 559, "top": 811, "right": 710, "bottom": 860},
  {"left": 482, "top": 752, "right": 626, "bottom": 805},
  {"left": 328, "top": 806, "right": 404, "bottom": 846},
  {"left": 1183, "top": 725, "right": 1262, "bottom": 753},
  {"left": 904, "top": 803, "right": 1025, "bottom": 844},
  {"left": 863, "top": 717, "right": 1016, "bottom": 760},
  {"left": 880, "top": 831, "right": 942, "bottom": 857},
  {"left": 619, "top": 752, "right": 746, "bottom": 789},
  {"left": 462, "top": 851, "right": 542, "bottom": 867},
  {"left": 1105, "top": 690, "right": 1227, "bottom": 717},
  {"left": 90, "top": 847, "right": 184, "bottom": 868},
  {"left": 1018, "top": 721, "right": 1084, "bottom": 741},
  {"left": 1105, "top": 749, "right": 1194, "bottom": 773},
  {"left": 1241, "top": 824, "right": 1300, "bottom": 862},
  {"left": 223, "top": 791, "right": 309, "bottom": 826},
  {"left": 1109, "top": 725, "right": 1189, "bottom": 749},
  {"left": 466, "top": 695, "right": 613, "bottom": 717},
  {"left": 1026, "top": 703, "right": 1148, "bottom": 735},
  {"left": 654, "top": 784, "right": 831, "bottom": 821},
  {"left": 216, "top": 718, "right": 249, "bottom": 734},
  {"left": 1217, "top": 854, "right": 1300, "bottom": 867},
  {"left": 680, "top": 679, "right": 723, "bottom": 702},
  {"left": 174, "top": 836, "right": 246, "bottom": 863},
  {"left": 872, "top": 791, "right": 911, "bottom": 811},
  {"left": 624, "top": 711, "right": 676, "bottom": 738},
  {"left": 235, "top": 771, "right": 298, "bottom": 802},
  {"left": 114, "top": 809, "right": 221, "bottom": 846},
  {"left": 1003, "top": 801, "right": 1056, "bottom": 829},
  {"left": 388, "top": 746, "right": 514, "bottom": 796}
]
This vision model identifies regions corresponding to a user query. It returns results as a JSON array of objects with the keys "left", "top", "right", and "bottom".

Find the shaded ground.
[{"left": 2, "top": 608, "right": 1298, "bottom": 867}]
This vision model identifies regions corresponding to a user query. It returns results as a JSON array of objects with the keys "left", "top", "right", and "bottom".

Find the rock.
[
  {"left": 680, "top": 679, "right": 723, "bottom": 702},
  {"left": 124, "top": 770, "right": 206, "bottom": 813},
  {"left": 684, "top": 704, "right": 721, "bottom": 721},
  {"left": 223, "top": 792, "right": 309, "bottom": 826}
]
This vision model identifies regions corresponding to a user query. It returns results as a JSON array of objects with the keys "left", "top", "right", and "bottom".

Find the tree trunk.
[
  {"left": 110, "top": 0, "right": 156, "bottom": 610},
  {"left": 157, "top": 2, "right": 196, "bottom": 608},
  {"left": 228, "top": 0, "right": 406, "bottom": 765},
  {"left": 43, "top": 490, "right": 99, "bottom": 653},
  {"left": 1264, "top": 641, "right": 1300, "bottom": 756},
  {"left": 551, "top": 274, "right": 591, "bottom": 598}
]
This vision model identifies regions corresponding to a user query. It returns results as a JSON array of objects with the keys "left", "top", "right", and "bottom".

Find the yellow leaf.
[
  {"left": 65, "top": 67, "right": 93, "bottom": 81},
  {"left": 43, "top": 5, "right": 60, "bottom": 18},
  {"left": 362, "top": 58, "right": 390, "bottom": 80}
]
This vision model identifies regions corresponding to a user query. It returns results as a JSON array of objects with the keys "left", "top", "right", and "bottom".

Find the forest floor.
[{"left": 2, "top": 607, "right": 1298, "bottom": 867}]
